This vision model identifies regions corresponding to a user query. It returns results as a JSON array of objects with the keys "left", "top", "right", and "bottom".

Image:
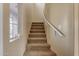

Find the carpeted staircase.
[{"left": 24, "top": 22, "right": 56, "bottom": 56}]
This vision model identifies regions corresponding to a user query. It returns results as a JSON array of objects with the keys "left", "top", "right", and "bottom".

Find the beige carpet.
[{"left": 24, "top": 22, "right": 56, "bottom": 56}]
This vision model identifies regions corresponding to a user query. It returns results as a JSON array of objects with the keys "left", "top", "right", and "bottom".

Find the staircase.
[{"left": 24, "top": 22, "right": 56, "bottom": 56}]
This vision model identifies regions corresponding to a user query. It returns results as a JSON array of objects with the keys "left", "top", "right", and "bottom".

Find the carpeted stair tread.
[
  {"left": 24, "top": 22, "right": 56, "bottom": 56},
  {"left": 24, "top": 50, "right": 56, "bottom": 56},
  {"left": 28, "top": 38, "right": 47, "bottom": 43}
]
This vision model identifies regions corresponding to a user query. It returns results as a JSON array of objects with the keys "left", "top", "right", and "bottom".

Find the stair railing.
[{"left": 43, "top": 14, "right": 64, "bottom": 37}]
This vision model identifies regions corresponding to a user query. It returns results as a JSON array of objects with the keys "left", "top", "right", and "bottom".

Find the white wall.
[
  {"left": 3, "top": 4, "right": 32, "bottom": 56},
  {"left": 3, "top": 4, "right": 9, "bottom": 55},
  {"left": 7, "top": 3, "right": 46, "bottom": 55},
  {"left": 2, "top": 3, "right": 45, "bottom": 56},
  {"left": 74, "top": 4, "right": 79, "bottom": 56},
  {"left": 44, "top": 3, "right": 74, "bottom": 56},
  {"left": 78, "top": 4, "right": 79, "bottom": 55},
  {"left": 0, "top": 3, "right": 3, "bottom": 56},
  {"left": 74, "top": 3, "right": 79, "bottom": 56},
  {"left": 31, "top": 3, "right": 45, "bottom": 22},
  {"left": 78, "top": 4, "right": 79, "bottom": 56}
]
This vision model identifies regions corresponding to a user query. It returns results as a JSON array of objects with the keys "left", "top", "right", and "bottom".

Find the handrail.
[{"left": 43, "top": 14, "right": 64, "bottom": 37}]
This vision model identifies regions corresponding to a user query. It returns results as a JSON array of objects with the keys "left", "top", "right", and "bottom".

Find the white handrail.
[{"left": 43, "top": 14, "right": 64, "bottom": 37}]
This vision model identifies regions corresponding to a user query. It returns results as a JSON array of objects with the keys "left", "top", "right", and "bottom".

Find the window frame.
[{"left": 9, "top": 3, "right": 20, "bottom": 42}]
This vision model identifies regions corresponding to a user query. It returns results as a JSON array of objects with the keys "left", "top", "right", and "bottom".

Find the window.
[{"left": 9, "top": 4, "right": 19, "bottom": 39}]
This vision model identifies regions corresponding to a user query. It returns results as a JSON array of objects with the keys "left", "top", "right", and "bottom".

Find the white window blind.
[{"left": 9, "top": 3, "right": 19, "bottom": 39}]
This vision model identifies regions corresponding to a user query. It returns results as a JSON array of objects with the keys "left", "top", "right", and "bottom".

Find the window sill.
[{"left": 9, "top": 34, "right": 20, "bottom": 43}]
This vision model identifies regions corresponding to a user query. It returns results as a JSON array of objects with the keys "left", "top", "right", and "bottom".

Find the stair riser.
[
  {"left": 31, "top": 29, "right": 44, "bottom": 31},
  {"left": 32, "top": 25, "right": 44, "bottom": 26},
  {"left": 32, "top": 23, "right": 43, "bottom": 24},
  {"left": 24, "top": 52, "right": 56, "bottom": 56},
  {"left": 32, "top": 25, "right": 44, "bottom": 27},
  {"left": 28, "top": 40, "right": 47, "bottom": 43},
  {"left": 27, "top": 46, "right": 50, "bottom": 51},
  {"left": 32, "top": 23, "right": 44, "bottom": 25},
  {"left": 30, "top": 31, "right": 45, "bottom": 33},
  {"left": 31, "top": 28, "right": 44, "bottom": 30},
  {"left": 31, "top": 27, "right": 44, "bottom": 29},
  {"left": 27, "top": 49, "right": 50, "bottom": 51},
  {"left": 31, "top": 28, "right": 44, "bottom": 29},
  {"left": 29, "top": 34, "right": 46, "bottom": 38}
]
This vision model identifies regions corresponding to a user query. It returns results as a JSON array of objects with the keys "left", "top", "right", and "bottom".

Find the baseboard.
[{"left": 50, "top": 46, "right": 59, "bottom": 56}]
